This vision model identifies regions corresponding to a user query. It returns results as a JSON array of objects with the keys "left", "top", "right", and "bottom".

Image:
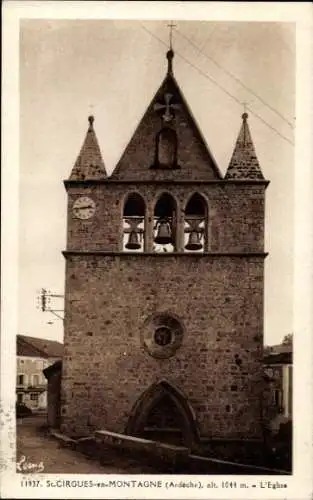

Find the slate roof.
[
  {"left": 225, "top": 113, "right": 264, "bottom": 180},
  {"left": 69, "top": 116, "right": 107, "bottom": 181},
  {"left": 17, "top": 334, "right": 63, "bottom": 359}
]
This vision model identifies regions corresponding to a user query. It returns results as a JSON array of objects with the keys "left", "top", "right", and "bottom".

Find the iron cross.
[{"left": 168, "top": 21, "right": 176, "bottom": 50}]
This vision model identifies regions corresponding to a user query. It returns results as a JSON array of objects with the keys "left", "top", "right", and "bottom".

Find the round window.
[{"left": 141, "top": 313, "right": 184, "bottom": 359}]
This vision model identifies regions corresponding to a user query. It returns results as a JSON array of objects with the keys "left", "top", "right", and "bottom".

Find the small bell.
[
  {"left": 154, "top": 220, "right": 172, "bottom": 245},
  {"left": 125, "top": 231, "right": 141, "bottom": 250},
  {"left": 185, "top": 231, "right": 202, "bottom": 251}
]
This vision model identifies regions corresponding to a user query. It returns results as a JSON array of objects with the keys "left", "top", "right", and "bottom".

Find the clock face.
[{"left": 72, "top": 196, "right": 96, "bottom": 220}]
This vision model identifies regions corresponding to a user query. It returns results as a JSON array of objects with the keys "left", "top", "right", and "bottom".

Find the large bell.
[
  {"left": 185, "top": 231, "right": 202, "bottom": 251},
  {"left": 154, "top": 220, "right": 172, "bottom": 245},
  {"left": 125, "top": 231, "right": 141, "bottom": 250}
]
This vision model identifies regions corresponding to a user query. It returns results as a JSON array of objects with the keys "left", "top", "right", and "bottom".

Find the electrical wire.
[
  {"left": 176, "top": 28, "right": 294, "bottom": 129},
  {"left": 140, "top": 24, "right": 294, "bottom": 147}
]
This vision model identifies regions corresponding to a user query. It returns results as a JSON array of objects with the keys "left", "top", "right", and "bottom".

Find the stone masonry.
[{"left": 60, "top": 49, "right": 269, "bottom": 444}]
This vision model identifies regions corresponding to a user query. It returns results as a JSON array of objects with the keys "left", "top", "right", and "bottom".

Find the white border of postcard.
[{"left": 1, "top": 1, "right": 313, "bottom": 499}]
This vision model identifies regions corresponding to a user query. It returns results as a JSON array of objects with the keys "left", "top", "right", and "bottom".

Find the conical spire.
[
  {"left": 225, "top": 113, "right": 264, "bottom": 180},
  {"left": 69, "top": 116, "right": 107, "bottom": 181}
]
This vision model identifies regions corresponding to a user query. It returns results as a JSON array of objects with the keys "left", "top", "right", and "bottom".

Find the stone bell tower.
[{"left": 61, "top": 48, "right": 269, "bottom": 448}]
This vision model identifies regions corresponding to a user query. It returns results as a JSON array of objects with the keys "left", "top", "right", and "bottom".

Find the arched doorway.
[{"left": 126, "top": 381, "right": 199, "bottom": 448}]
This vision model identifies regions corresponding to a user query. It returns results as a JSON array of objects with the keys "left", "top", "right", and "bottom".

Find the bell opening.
[
  {"left": 123, "top": 193, "right": 145, "bottom": 253},
  {"left": 153, "top": 194, "right": 177, "bottom": 252},
  {"left": 184, "top": 193, "right": 207, "bottom": 253}
]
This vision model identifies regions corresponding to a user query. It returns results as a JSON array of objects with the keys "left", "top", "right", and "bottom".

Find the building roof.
[
  {"left": 266, "top": 343, "right": 292, "bottom": 355},
  {"left": 225, "top": 113, "right": 264, "bottom": 180},
  {"left": 264, "top": 352, "right": 292, "bottom": 365},
  {"left": 17, "top": 335, "right": 63, "bottom": 359},
  {"left": 69, "top": 116, "right": 107, "bottom": 181}
]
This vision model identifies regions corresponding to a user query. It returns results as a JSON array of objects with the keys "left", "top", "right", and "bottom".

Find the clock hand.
[{"left": 76, "top": 205, "right": 93, "bottom": 210}]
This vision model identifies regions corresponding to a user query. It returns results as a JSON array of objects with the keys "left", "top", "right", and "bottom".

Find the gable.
[{"left": 111, "top": 75, "right": 222, "bottom": 181}]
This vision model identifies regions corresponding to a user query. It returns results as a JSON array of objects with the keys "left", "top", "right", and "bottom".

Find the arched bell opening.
[
  {"left": 123, "top": 193, "right": 145, "bottom": 252},
  {"left": 126, "top": 381, "right": 199, "bottom": 448},
  {"left": 153, "top": 193, "right": 177, "bottom": 253},
  {"left": 184, "top": 193, "right": 208, "bottom": 253}
]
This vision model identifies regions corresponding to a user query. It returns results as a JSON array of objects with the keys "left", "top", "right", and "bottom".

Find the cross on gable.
[
  {"left": 167, "top": 21, "right": 177, "bottom": 49},
  {"left": 154, "top": 92, "right": 180, "bottom": 123}
]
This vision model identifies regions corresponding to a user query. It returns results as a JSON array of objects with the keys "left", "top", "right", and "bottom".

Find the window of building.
[
  {"left": 123, "top": 193, "right": 145, "bottom": 253},
  {"left": 36, "top": 359, "right": 43, "bottom": 369},
  {"left": 32, "top": 374, "right": 40, "bottom": 386},
  {"left": 184, "top": 193, "right": 207, "bottom": 253},
  {"left": 153, "top": 193, "right": 177, "bottom": 253},
  {"left": 30, "top": 393, "right": 39, "bottom": 402},
  {"left": 17, "top": 374, "right": 24, "bottom": 385},
  {"left": 142, "top": 312, "right": 184, "bottom": 359}
]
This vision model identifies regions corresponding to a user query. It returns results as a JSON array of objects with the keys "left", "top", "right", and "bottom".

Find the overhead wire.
[
  {"left": 176, "top": 28, "right": 294, "bottom": 129},
  {"left": 140, "top": 24, "right": 294, "bottom": 147}
]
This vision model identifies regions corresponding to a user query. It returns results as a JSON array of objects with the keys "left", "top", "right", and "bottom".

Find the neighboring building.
[
  {"left": 61, "top": 47, "right": 269, "bottom": 448},
  {"left": 263, "top": 349, "right": 293, "bottom": 422},
  {"left": 16, "top": 335, "right": 63, "bottom": 411},
  {"left": 265, "top": 340, "right": 293, "bottom": 355}
]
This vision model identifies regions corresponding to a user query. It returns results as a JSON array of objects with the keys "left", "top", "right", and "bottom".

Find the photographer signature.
[{"left": 16, "top": 455, "right": 44, "bottom": 473}]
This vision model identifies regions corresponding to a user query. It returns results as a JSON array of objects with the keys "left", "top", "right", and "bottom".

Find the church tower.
[{"left": 61, "top": 47, "right": 269, "bottom": 448}]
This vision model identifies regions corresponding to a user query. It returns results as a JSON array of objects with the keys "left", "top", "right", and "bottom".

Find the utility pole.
[{"left": 37, "top": 288, "right": 64, "bottom": 323}]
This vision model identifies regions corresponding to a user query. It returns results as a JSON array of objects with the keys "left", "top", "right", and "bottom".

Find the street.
[{"left": 16, "top": 416, "right": 158, "bottom": 474}]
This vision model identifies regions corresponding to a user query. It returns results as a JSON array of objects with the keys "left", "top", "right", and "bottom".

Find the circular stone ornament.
[{"left": 141, "top": 313, "right": 184, "bottom": 359}]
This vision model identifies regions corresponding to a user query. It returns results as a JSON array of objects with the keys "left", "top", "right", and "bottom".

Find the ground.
[
  {"left": 16, "top": 416, "right": 158, "bottom": 474},
  {"left": 16, "top": 415, "right": 291, "bottom": 475}
]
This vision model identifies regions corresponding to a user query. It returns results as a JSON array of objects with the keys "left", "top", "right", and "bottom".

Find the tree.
[{"left": 282, "top": 333, "right": 293, "bottom": 345}]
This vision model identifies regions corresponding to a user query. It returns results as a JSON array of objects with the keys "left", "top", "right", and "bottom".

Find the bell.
[
  {"left": 185, "top": 231, "right": 202, "bottom": 251},
  {"left": 154, "top": 221, "right": 172, "bottom": 245},
  {"left": 125, "top": 231, "right": 141, "bottom": 250}
]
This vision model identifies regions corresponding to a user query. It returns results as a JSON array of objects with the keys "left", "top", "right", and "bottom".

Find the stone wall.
[
  {"left": 65, "top": 182, "right": 265, "bottom": 254},
  {"left": 61, "top": 252, "right": 264, "bottom": 440}
]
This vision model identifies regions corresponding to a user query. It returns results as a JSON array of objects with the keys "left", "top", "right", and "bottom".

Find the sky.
[{"left": 19, "top": 19, "right": 295, "bottom": 345}]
